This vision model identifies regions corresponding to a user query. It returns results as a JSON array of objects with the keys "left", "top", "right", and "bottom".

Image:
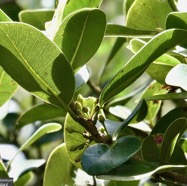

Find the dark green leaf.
[
  {"left": 0, "top": 22, "right": 75, "bottom": 108},
  {"left": 81, "top": 136, "right": 141, "bottom": 175},
  {"left": 151, "top": 107, "right": 187, "bottom": 135},
  {"left": 15, "top": 172, "right": 33, "bottom": 186},
  {"left": 17, "top": 104, "right": 66, "bottom": 128},
  {"left": 166, "top": 12, "right": 187, "bottom": 30},
  {"left": 113, "top": 100, "right": 147, "bottom": 139},
  {"left": 160, "top": 118, "right": 187, "bottom": 164},
  {"left": 43, "top": 144, "right": 74, "bottom": 186},
  {"left": 19, "top": 10, "right": 55, "bottom": 30},
  {"left": 0, "top": 159, "right": 9, "bottom": 178},
  {"left": 99, "top": 29, "right": 187, "bottom": 105},
  {"left": 54, "top": 8, "right": 106, "bottom": 71}
]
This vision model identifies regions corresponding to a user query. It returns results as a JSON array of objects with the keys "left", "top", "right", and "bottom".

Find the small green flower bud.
[
  {"left": 98, "top": 114, "right": 105, "bottom": 123},
  {"left": 70, "top": 145, "right": 79, "bottom": 151},
  {"left": 77, "top": 94, "right": 84, "bottom": 105},
  {"left": 75, "top": 101, "right": 82, "bottom": 110},
  {"left": 82, "top": 107, "right": 90, "bottom": 113}
]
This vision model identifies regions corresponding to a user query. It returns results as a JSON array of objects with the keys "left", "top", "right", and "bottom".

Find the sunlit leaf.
[
  {"left": 0, "top": 22, "right": 75, "bottom": 108},
  {"left": 43, "top": 144, "right": 74, "bottom": 186},
  {"left": 54, "top": 8, "right": 106, "bottom": 71},
  {"left": 126, "top": 0, "right": 172, "bottom": 30},
  {"left": 99, "top": 29, "right": 187, "bottom": 105},
  {"left": 19, "top": 9, "right": 55, "bottom": 30},
  {"left": 0, "top": 9, "right": 12, "bottom": 21}
]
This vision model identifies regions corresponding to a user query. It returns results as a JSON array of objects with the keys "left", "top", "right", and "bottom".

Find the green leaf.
[
  {"left": 0, "top": 9, "right": 12, "bottom": 21},
  {"left": 123, "top": 0, "right": 135, "bottom": 15},
  {"left": 0, "top": 22, "right": 75, "bottom": 108},
  {"left": 145, "top": 92, "right": 187, "bottom": 101},
  {"left": 179, "top": 138, "right": 187, "bottom": 157},
  {"left": 0, "top": 159, "right": 9, "bottom": 178},
  {"left": 99, "top": 29, "right": 187, "bottom": 105},
  {"left": 0, "top": 67, "right": 18, "bottom": 107},
  {"left": 166, "top": 12, "right": 187, "bottom": 30},
  {"left": 43, "top": 143, "right": 74, "bottom": 186},
  {"left": 126, "top": 0, "right": 172, "bottom": 30},
  {"left": 105, "top": 24, "right": 157, "bottom": 38},
  {"left": 160, "top": 118, "right": 187, "bottom": 164},
  {"left": 63, "top": 0, "right": 103, "bottom": 18},
  {"left": 64, "top": 96, "right": 97, "bottom": 168},
  {"left": 9, "top": 159, "right": 45, "bottom": 181},
  {"left": 151, "top": 107, "right": 187, "bottom": 135},
  {"left": 19, "top": 9, "right": 55, "bottom": 30},
  {"left": 113, "top": 100, "right": 147, "bottom": 139},
  {"left": 17, "top": 104, "right": 66, "bottom": 129},
  {"left": 15, "top": 172, "right": 33, "bottom": 186},
  {"left": 9, "top": 123, "right": 62, "bottom": 166},
  {"left": 130, "top": 39, "right": 180, "bottom": 84},
  {"left": 141, "top": 135, "right": 160, "bottom": 162},
  {"left": 54, "top": 8, "right": 106, "bottom": 71},
  {"left": 98, "top": 158, "right": 186, "bottom": 181},
  {"left": 166, "top": 64, "right": 187, "bottom": 91},
  {"left": 142, "top": 82, "right": 170, "bottom": 124},
  {"left": 81, "top": 136, "right": 141, "bottom": 175}
]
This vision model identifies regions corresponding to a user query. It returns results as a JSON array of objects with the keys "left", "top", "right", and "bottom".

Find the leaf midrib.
[{"left": 0, "top": 25, "right": 66, "bottom": 107}]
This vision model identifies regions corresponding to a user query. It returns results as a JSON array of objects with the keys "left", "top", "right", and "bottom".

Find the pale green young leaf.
[{"left": 0, "top": 9, "right": 12, "bottom": 21}]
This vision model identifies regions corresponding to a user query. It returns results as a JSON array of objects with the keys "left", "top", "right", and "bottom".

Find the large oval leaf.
[
  {"left": 0, "top": 22, "right": 75, "bottom": 108},
  {"left": 54, "top": 8, "right": 106, "bottom": 71},
  {"left": 99, "top": 29, "right": 187, "bottom": 105},
  {"left": 126, "top": 0, "right": 172, "bottom": 30},
  {"left": 81, "top": 136, "right": 141, "bottom": 175},
  {"left": 43, "top": 144, "right": 74, "bottom": 186}
]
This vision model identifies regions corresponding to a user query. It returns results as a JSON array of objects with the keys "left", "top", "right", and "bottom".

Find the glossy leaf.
[
  {"left": 151, "top": 107, "right": 187, "bottom": 135},
  {"left": 0, "top": 22, "right": 75, "bottom": 108},
  {"left": 98, "top": 158, "right": 186, "bottom": 181},
  {"left": 10, "top": 123, "right": 62, "bottom": 165},
  {"left": 19, "top": 9, "right": 55, "bottom": 30},
  {"left": 0, "top": 9, "right": 12, "bottom": 21},
  {"left": 130, "top": 39, "right": 180, "bottom": 84},
  {"left": 160, "top": 118, "right": 187, "bottom": 164},
  {"left": 126, "top": 0, "right": 172, "bottom": 30},
  {"left": 179, "top": 138, "right": 187, "bottom": 156},
  {"left": 54, "top": 8, "right": 106, "bottom": 71},
  {"left": 166, "top": 64, "right": 187, "bottom": 91},
  {"left": 99, "top": 29, "right": 187, "bottom": 105},
  {"left": 9, "top": 159, "right": 45, "bottom": 181},
  {"left": 63, "top": 0, "right": 103, "bottom": 18},
  {"left": 105, "top": 24, "right": 157, "bottom": 38},
  {"left": 82, "top": 136, "right": 141, "bottom": 175},
  {"left": 0, "top": 67, "right": 18, "bottom": 107},
  {"left": 64, "top": 96, "right": 97, "bottom": 168},
  {"left": 43, "top": 143, "right": 74, "bottom": 186},
  {"left": 17, "top": 104, "right": 66, "bottom": 128},
  {"left": 14, "top": 172, "right": 33, "bottom": 186},
  {"left": 166, "top": 12, "right": 187, "bottom": 30},
  {"left": 113, "top": 100, "right": 147, "bottom": 139}
]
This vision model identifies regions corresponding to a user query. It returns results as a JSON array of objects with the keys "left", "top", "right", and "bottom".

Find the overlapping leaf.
[{"left": 0, "top": 22, "right": 75, "bottom": 109}]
